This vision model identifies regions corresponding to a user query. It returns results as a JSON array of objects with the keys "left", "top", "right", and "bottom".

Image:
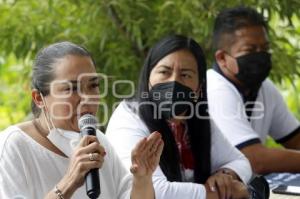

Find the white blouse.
[
  {"left": 106, "top": 100, "right": 252, "bottom": 199},
  {"left": 0, "top": 126, "right": 132, "bottom": 199}
]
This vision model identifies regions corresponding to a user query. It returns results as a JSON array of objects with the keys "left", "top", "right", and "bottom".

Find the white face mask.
[
  {"left": 47, "top": 128, "right": 81, "bottom": 157},
  {"left": 40, "top": 93, "right": 81, "bottom": 157}
]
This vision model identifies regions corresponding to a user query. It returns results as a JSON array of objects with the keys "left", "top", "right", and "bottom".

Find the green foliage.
[
  {"left": 265, "top": 79, "right": 300, "bottom": 148},
  {"left": 265, "top": 137, "right": 283, "bottom": 148},
  {"left": 0, "top": 54, "right": 32, "bottom": 129},
  {"left": 0, "top": 0, "right": 299, "bottom": 130},
  {"left": 279, "top": 78, "right": 300, "bottom": 120}
]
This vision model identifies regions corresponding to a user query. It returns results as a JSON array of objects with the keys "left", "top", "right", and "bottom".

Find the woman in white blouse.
[
  {"left": 0, "top": 41, "right": 163, "bottom": 199},
  {"left": 106, "top": 35, "right": 252, "bottom": 199}
]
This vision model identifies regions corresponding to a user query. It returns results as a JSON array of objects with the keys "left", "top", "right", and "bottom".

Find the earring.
[
  {"left": 192, "top": 90, "right": 199, "bottom": 103},
  {"left": 200, "top": 89, "right": 203, "bottom": 99},
  {"left": 194, "top": 89, "right": 203, "bottom": 102},
  {"left": 193, "top": 94, "right": 198, "bottom": 103}
]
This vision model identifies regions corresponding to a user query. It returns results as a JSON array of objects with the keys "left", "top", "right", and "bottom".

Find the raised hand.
[{"left": 130, "top": 131, "right": 164, "bottom": 178}]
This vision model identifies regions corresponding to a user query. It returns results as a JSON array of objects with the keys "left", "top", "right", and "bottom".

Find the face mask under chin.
[
  {"left": 47, "top": 128, "right": 81, "bottom": 157},
  {"left": 39, "top": 93, "right": 82, "bottom": 157}
]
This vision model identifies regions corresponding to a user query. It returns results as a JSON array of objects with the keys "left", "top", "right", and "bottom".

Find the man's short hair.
[{"left": 212, "top": 6, "right": 268, "bottom": 51}]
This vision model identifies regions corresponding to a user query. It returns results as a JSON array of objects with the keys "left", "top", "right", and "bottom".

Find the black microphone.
[{"left": 78, "top": 114, "right": 100, "bottom": 199}]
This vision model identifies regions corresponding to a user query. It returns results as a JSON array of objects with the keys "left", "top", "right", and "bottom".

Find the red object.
[{"left": 169, "top": 122, "right": 195, "bottom": 170}]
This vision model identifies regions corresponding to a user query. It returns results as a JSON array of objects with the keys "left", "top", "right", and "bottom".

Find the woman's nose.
[
  {"left": 79, "top": 88, "right": 100, "bottom": 103},
  {"left": 170, "top": 71, "right": 181, "bottom": 83}
]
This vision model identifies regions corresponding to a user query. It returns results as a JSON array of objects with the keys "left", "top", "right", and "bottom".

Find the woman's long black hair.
[{"left": 129, "top": 35, "right": 211, "bottom": 183}]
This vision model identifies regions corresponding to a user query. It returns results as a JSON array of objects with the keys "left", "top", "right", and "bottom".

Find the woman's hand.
[
  {"left": 205, "top": 170, "right": 249, "bottom": 199},
  {"left": 130, "top": 131, "right": 164, "bottom": 178},
  {"left": 231, "top": 180, "right": 250, "bottom": 199},
  {"left": 56, "top": 135, "right": 106, "bottom": 198},
  {"left": 130, "top": 131, "right": 164, "bottom": 199}
]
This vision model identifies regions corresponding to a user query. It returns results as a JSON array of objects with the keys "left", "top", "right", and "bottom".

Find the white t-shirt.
[
  {"left": 0, "top": 126, "right": 132, "bottom": 199},
  {"left": 106, "top": 101, "right": 252, "bottom": 199},
  {"left": 207, "top": 69, "right": 300, "bottom": 148}
]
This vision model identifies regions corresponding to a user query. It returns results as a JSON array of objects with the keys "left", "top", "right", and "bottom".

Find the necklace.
[{"left": 32, "top": 119, "right": 67, "bottom": 157}]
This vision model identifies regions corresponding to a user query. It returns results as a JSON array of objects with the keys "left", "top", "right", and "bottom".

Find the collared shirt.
[
  {"left": 213, "top": 63, "right": 259, "bottom": 119},
  {"left": 207, "top": 68, "right": 300, "bottom": 149}
]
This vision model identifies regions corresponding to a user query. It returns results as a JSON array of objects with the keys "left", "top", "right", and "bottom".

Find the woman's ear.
[{"left": 32, "top": 89, "right": 44, "bottom": 108}]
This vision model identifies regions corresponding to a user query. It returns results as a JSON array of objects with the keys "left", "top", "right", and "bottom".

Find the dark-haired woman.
[
  {"left": 0, "top": 41, "right": 163, "bottom": 199},
  {"left": 106, "top": 35, "right": 252, "bottom": 199}
]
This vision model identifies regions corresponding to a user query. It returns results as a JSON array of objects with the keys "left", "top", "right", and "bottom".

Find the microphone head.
[{"left": 78, "top": 114, "right": 98, "bottom": 130}]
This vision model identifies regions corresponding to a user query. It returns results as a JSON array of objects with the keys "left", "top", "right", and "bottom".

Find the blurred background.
[{"left": 0, "top": 0, "right": 299, "bottom": 148}]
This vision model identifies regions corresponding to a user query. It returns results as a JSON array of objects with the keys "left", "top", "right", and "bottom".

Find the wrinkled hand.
[
  {"left": 205, "top": 170, "right": 249, "bottom": 199},
  {"left": 130, "top": 131, "right": 164, "bottom": 178},
  {"left": 64, "top": 135, "right": 106, "bottom": 190}
]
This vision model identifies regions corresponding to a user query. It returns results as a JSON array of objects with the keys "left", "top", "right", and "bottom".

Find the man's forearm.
[
  {"left": 242, "top": 144, "right": 300, "bottom": 174},
  {"left": 282, "top": 129, "right": 300, "bottom": 150}
]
